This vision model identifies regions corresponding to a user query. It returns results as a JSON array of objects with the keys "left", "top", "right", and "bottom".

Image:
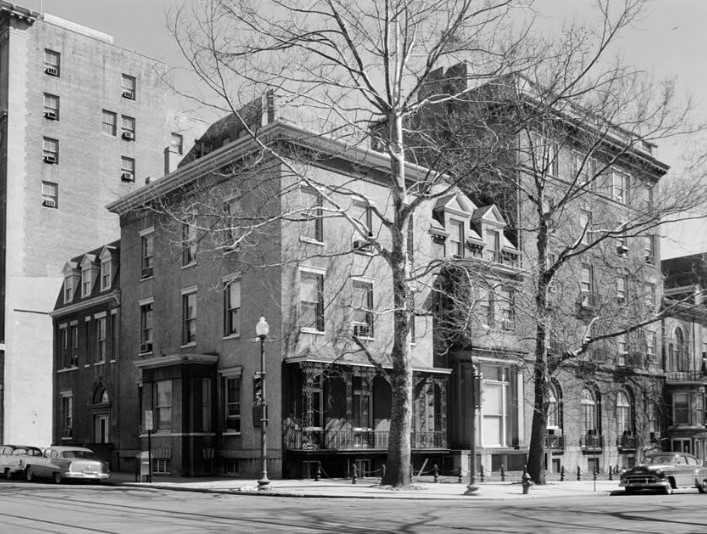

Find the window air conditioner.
[
  {"left": 140, "top": 342, "right": 153, "bottom": 353},
  {"left": 44, "top": 110, "right": 58, "bottom": 120},
  {"left": 502, "top": 320, "right": 514, "bottom": 331},
  {"left": 43, "top": 154, "right": 56, "bottom": 164},
  {"left": 352, "top": 240, "right": 372, "bottom": 253},
  {"left": 616, "top": 244, "right": 629, "bottom": 256},
  {"left": 121, "top": 172, "right": 134, "bottom": 181},
  {"left": 122, "top": 89, "right": 135, "bottom": 99},
  {"left": 122, "top": 131, "right": 135, "bottom": 141},
  {"left": 141, "top": 267, "right": 153, "bottom": 278},
  {"left": 45, "top": 66, "right": 58, "bottom": 76},
  {"left": 352, "top": 322, "right": 371, "bottom": 338},
  {"left": 645, "top": 255, "right": 654, "bottom": 265},
  {"left": 42, "top": 198, "right": 57, "bottom": 208}
]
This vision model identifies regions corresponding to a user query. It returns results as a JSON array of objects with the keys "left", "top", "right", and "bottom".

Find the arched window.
[
  {"left": 581, "top": 387, "right": 600, "bottom": 436},
  {"left": 616, "top": 389, "right": 633, "bottom": 436},
  {"left": 547, "top": 381, "right": 562, "bottom": 430}
]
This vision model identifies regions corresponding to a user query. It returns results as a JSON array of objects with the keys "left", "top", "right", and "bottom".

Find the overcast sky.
[{"left": 26, "top": 0, "right": 707, "bottom": 258}]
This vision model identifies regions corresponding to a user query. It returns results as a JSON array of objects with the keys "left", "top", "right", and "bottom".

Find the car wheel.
[
  {"left": 53, "top": 472, "right": 62, "bottom": 484},
  {"left": 25, "top": 467, "right": 34, "bottom": 482},
  {"left": 698, "top": 480, "right": 707, "bottom": 494},
  {"left": 4, "top": 468, "right": 12, "bottom": 480},
  {"left": 663, "top": 481, "right": 673, "bottom": 495}
]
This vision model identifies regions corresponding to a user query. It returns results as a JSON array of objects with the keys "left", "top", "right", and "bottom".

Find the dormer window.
[
  {"left": 64, "top": 278, "right": 74, "bottom": 303},
  {"left": 62, "top": 261, "right": 80, "bottom": 304},
  {"left": 448, "top": 219, "right": 465, "bottom": 258},
  {"left": 79, "top": 255, "right": 98, "bottom": 298},
  {"left": 99, "top": 248, "right": 114, "bottom": 292}
]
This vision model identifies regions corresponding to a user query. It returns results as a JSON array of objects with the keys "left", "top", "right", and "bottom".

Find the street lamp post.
[
  {"left": 255, "top": 317, "right": 270, "bottom": 491},
  {"left": 464, "top": 362, "right": 479, "bottom": 495}
]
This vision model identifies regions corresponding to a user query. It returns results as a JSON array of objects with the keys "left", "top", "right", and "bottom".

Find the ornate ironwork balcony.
[
  {"left": 665, "top": 370, "right": 706, "bottom": 384},
  {"left": 580, "top": 434, "right": 604, "bottom": 450},
  {"left": 285, "top": 429, "right": 447, "bottom": 451},
  {"left": 544, "top": 433, "right": 565, "bottom": 450},
  {"left": 617, "top": 434, "right": 637, "bottom": 451}
]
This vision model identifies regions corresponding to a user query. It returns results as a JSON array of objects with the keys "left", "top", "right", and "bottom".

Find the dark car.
[{"left": 620, "top": 452, "right": 707, "bottom": 495}]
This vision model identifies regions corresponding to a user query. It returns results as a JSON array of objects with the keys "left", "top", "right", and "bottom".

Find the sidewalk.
[{"left": 108, "top": 471, "right": 620, "bottom": 500}]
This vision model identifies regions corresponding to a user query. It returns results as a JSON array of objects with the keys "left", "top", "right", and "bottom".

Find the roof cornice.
[
  {"left": 50, "top": 291, "right": 120, "bottom": 318},
  {"left": 0, "top": 2, "right": 38, "bottom": 23},
  {"left": 107, "top": 120, "right": 443, "bottom": 216}
]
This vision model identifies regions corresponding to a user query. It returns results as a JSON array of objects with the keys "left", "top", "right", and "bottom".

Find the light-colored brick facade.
[{"left": 0, "top": 3, "right": 205, "bottom": 445}]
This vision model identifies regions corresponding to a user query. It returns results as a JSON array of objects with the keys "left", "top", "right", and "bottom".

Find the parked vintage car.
[
  {"left": 619, "top": 452, "right": 707, "bottom": 495},
  {"left": 24, "top": 446, "right": 110, "bottom": 483},
  {"left": 0, "top": 445, "right": 43, "bottom": 479}
]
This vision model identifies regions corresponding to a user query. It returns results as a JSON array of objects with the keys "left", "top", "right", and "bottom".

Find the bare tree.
[{"left": 165, "top": 0, "right": 707, "bottom": 487}]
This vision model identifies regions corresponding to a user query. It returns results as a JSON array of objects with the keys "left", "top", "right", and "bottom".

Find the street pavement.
[{"left": 111, "top": 470, "right": 621, "bottom": 500}]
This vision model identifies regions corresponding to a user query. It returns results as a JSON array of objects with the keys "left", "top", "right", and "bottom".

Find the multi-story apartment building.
[
  {"left": 662, "top": 254, "right": 707, "bottom": 460},
  {"left": 50, "top": 241, "right": 121, "bottom": 465},
  {"left": 0, "top": 3, "right": 204, "bottom": 445}
]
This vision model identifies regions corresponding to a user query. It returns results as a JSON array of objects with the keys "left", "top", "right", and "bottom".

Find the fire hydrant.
[{"left": 521, "top": 468, "right": 532, "bottom": 495}]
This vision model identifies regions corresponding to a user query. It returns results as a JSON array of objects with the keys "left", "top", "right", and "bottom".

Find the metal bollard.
[
  {"left": 608, "top": 466, "right": 613, "bottom": 481},
  {"left": 352, "top": 463, "right": 358, "bottom": 484},
  {"left": 479, "top": 464, "right": 485, "bottom": 483},
  {"left": 577, "top": 466, "right": 581, "bottom": 481},
  {"left": 593, "top": 467, "right": 597, "bottom": 481},
  {"left": 560, "top": 466, "right": 565, "bottom": 482},
  {"left": 457, "top": 467, "right": 463, "bottom": 484},
  {"left": 521, "top": 465, "right": 532, "bottom": 495},
  {"left": 432, "top": 464, "right": 439, "bottom": 483},
  {"left": 381, "top": 463, "right": 386, "bottom": 483},
  {"left": 314, "top": 461, "right": 321, "bottom": 482},
  {"left": 500, "top": 465, "right": 506, "bottom": 482}
]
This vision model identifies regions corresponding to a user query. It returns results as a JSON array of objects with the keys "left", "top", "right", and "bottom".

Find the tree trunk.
[{"left": 526, "top": 350, "right": 548, "bottom": 484}]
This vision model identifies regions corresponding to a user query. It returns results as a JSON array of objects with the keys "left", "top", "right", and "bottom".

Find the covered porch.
[{"left": 283, "top": 358, "right": 450, "bottom": 477}]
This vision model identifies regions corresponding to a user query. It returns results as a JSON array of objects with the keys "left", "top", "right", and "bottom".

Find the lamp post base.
[
  {"left": 257, "top": 477, "right": 271, "bottom": 491},
  {"left": 464, "top": 484, "right": 479, "bottom": 495}
]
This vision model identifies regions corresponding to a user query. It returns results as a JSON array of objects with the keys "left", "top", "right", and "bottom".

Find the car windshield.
[
  {"left": 61, "top": 450, "right": 96, "bottom": 459},
  {"left": 645, "top": 454, "right": 678, "bottom": 464}
]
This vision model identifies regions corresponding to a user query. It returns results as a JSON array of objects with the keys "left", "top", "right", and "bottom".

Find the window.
[
  {"left": 448, "top": 219, "right": 465, "bottom": 258},
  {"left": 611, "top": 170, "right": 630, "bottom": 204},
  {"left": 646, "top": 329, "right": 656, "bottom": 358},
  {"left": 579, "top": 264, "right": 594, "bottom": 307},
  {"left": 616, "top": 390, "right": 632, "bottom": 436},
  {"left": 110, "top": 312, "right": 118, "bottom": 361},
  {"left": 478, "top": 286, "right": 493, "bottom": 327},
  {"left": 644, "top": 282, "right": 656, "bottom": 311},
  {"left": 102, "top": 110, "right": 117, "bottom": 136},
  {"left": 352, "top": 200, "right": 373, "bottom": 252},
  {"left": 171, "top": 133, "right": 183, "bottom": 155},
  {"left": 64, "top": 275, "right": 73, "bottom": 303},
  {"left": 547, "top": 382, "right": 562, "bottom": 429},
  {"left": 223, "top": 198, "right": 240, "bottom": 251},
  {"left": 202, "top": 379, "right": 212, "bottom": 433},
  {"left": 41, "top": 181, "right": 58, "bottom": 208},
  {"left": 84, "top": 319, "right": 92, "bottom": 364},
  {"left": 644, "top": 235, "right": 655, "bottom": 265},
  {"left": 182, "top": 290, "right": 197, "bottom": 345},
  {"left": 121, "top": 115, "right": 136, "bottom": 140},
  {"left": 224, "top": 279, "right": 241, "bottom": 337},
  {"left": 674, "top": 392, "right": 690, "bottom": 425},
  {"left": 140, "top": 301, "right": 154, "bottom": 353},
  {"left": 100, "top": 258, "right": 112, "bottom": 291},
  {"left": 59, "top": 326, "right": 69, "bottom": 368},
  {"left": 43, "top": 93, "right": 59, "bottom": 120},
  {"left": 42, "top": 137, "right": 58, "bottom": 164},
  {"left": 498, "top": 286, "right": 515, "bottom": 330},
  {"left": 225, "top": 376, "right": 241, "bottom": 433},
  {"left": 579, "top": 210, "right": 592, "bottom": 245},
  {"left": 301, "top": 188, "right": 323, "bottom": 242},
  {"left": 352, "top": 375, "right": 372, "bottom": 429},
  {"left": 154, "top": 380, "right": 172, "bottom": 432},
  {"left": 96, "top": 317, "right": 106, "bottom": 363},
  {"left": 581, "top": 387, "right": 600, "bottom": 437},
  {"left": 616, "top": 276, "right": 627, "bottom": 305},
  {"left": 300, "top": 271, "right": 324, "bottom": 332},
  {"left": 530, "top": 133, "right": 558, "bottom": 176},
  {"left": 574, "top": 152, "right": 597, "bottom": 187},
  {"left": 487, "top": 230, "right": 502, "bottom": 262},
  {"left": 352, "top": 279, "right": 374, "bottom": 338},
  {"left": 70, "top": 325, "right": 79, "bottom": 366},
  {"left": 616, "top": 224, "right": 629, "bottom": 256},
  {"left": 44, "top": 49, "right": 60, "bottom": 76},
  {"left": 81, "top": 267, "right": 92, "bottom": 297},
  {"left": 617, "top": 333, "right": 628, "bottom": 357},
  {"left": 480, "top": 364, "right": 519, "bottom": 447},
  {"left": 121, "top": 156, "right": 135, "bottom": 182},
  {"left": 182, "top": 222, "right": 197, "bottom": 265},
  {"left": 61, "top": 395, "right": 73, "bottom": 438},
  {"left": 140, "top": 230, "right": 154, "bottom": 278},
  {"left": 121, "top": 74, "right": 136, "bottom": 99}
]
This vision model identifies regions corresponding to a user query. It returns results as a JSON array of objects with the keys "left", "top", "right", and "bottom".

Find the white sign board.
[{"left": 144, "top": 410, "right": 154, "bottom": 432}]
